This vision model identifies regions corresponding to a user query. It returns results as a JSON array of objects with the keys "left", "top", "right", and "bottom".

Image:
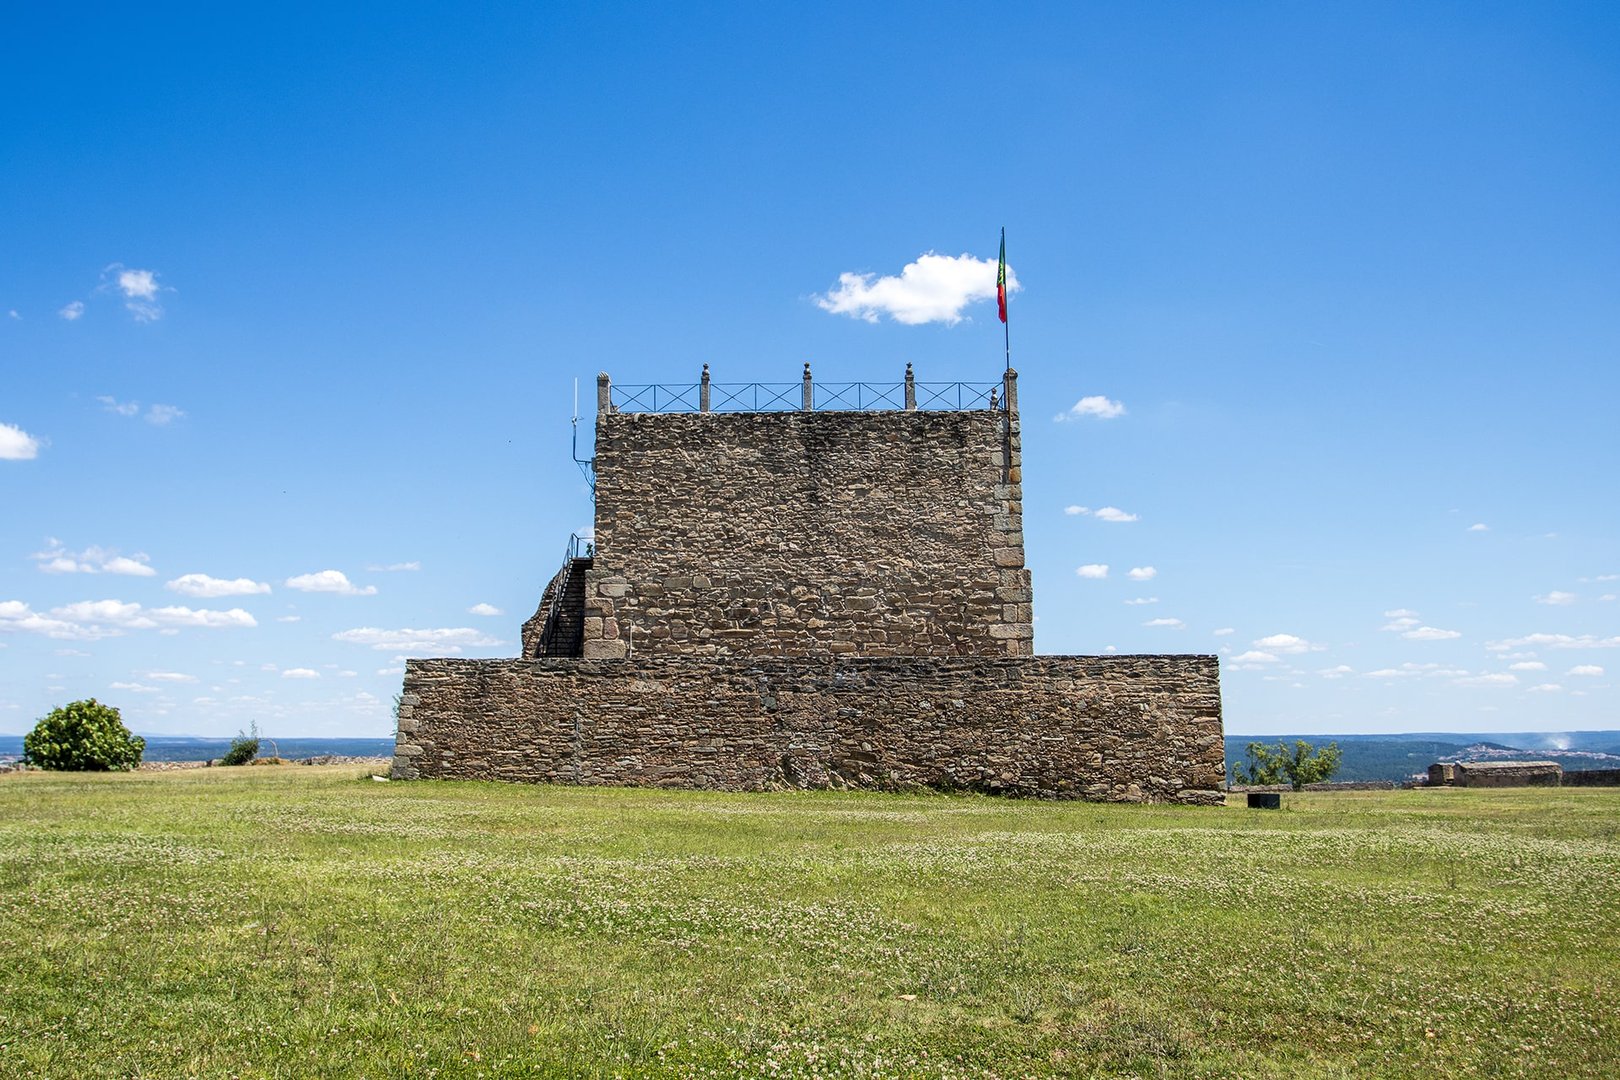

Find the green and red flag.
[{"left": 996, "top": 229, "right": 1008, "bottom": 324}]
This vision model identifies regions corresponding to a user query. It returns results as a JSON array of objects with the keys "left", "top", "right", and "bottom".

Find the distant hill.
[
  {"left": 1227, "top": 732, "right": 1620, "bottom": 784},
  {"left": 0, "top": 735, "right": 393, "bottom": 764}
]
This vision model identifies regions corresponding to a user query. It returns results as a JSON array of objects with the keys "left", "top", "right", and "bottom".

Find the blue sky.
[{"left": 2, "top": 2, "right": 1616, "bottom": 737}]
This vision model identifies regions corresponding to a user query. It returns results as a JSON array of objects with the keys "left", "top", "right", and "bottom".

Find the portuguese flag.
[{"left": 996, "top": 229, "right": 1008, "bottom": 324}]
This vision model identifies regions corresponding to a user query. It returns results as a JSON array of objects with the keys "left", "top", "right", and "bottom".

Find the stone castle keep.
[{"left": 392, "top": 366, "right": 1225, "bottom": 803}]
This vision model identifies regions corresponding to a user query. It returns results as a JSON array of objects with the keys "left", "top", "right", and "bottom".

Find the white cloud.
[
  {"left": 468, "top": 603, "right": 503, "bottom": 616},
  {"left": 1318, "top": 665, "right": 1354, "bottom": 679},
  {"left": 53, "top": 599, "right": 155, "bottom": 628},
  {"left": 332, "top": 626, "right": 502, "bottom": 654},
  {"left": 1535, "top": 591, "right": 1577, "bottom": 606},
  {"left": 1487, "top": 633, "right": 1620, "bottom": 651},
  {"left": 1603, "top": 595, "right": 1618, "bottom": 603},
  {"left": 1526, "top": 683, "right": 1562, "bottom": 693},
  {"left": 1380, "top": 608, "right": 1421, "bottom": 632},
  {"left": 367, "top": 561, "right": 421, "bottom": 572},
  {"left": 109, "top": 681, "right": 161, "bottom": 694},
  {"left": 166, "top": 573, "right": 272, "bottom": 598},
  {"left": 1055, "top": 395, "right": 1126, "bottom": 422},
  {"left": 814, "top": 251, "right": 1015, "bottom": 326},
  {"left": 1063, "top": 505, "right": 1088, "bottom": 516},
  {"left": 282, "top": 668, "right": 320, "bottom": 679},
  {"left": 1126, "top": 566, "right": 1156, "bottom": 581},
  {"left": 147, "top": 671, "right": 197, "bottom": 683},
  {"left": 1212, "top": 627, "right": 1235, "bottom": 636},
  {"left": 1144, "top": 617, "right": 1185, "bottom": 629},
  {"left": 376, "top": 666, "right": 404, "bottom": 676},
  {"left": 1093, "top": 506, "right": 1139, "bottom": 523},
  {"left": 59, "top": 301, "right": 84, "bottom": 321},
  {"left": 275, "top": 615, "right": 301, "bottom": 623},
  {"left": 1123, "top": 597, "right": 1159, "bottom": 606},
  {"left": 10, "top": 599, "right": 255, "bottom": 635},
  {"left": 1508, "top": 661, "right": 1547, "bottom": 671},
  {"left": 98, "top": 395, "right": 140, "bottom": 417},
  {"left": 1075, "top": 564, "right": 1109, "bottom": 579},
  {"left": 1, "top": 422, "right": 41, "bottom": 461},
  {"left": 1254, "top": 633, "right": 1320, "bottom": 655},
  {"left": 0, "top": 600, "right": 119, "bottom": 641},
  {"left": 118, "top": 268, "right": 159, "bottom": 299},
  {"left": 1468, "top": 523, "right": 1489, "bottom": 532},
  {"left": 145, "top": 404, "right": 185, "bottom": 426},
  {"left": 102, "top": 265, "right": 166, "bottom": 321},
  {"left": 1568, "top": 665, "right": 1604, "bottom": 677},
  {"left": 1230, "top": 650, "right": 1279, "bottom": 664},
  {"left": 148, "top": 606, "right": 257, "bottom": 629},
  {"left": 1403, "top": 626, "right": 1462, "bottom": 641},
  {"left": 33, "top": 541, "right": 155, "bottom": 576},
  {"left": 1365, "top": 668, "right": 1418, "bottom": 679},
  {"left": 286, "top": 570, "right": 377, "bottom": 596},
  {"left": 1454, "top": 673, "right": 1518, "bottom": 687}
]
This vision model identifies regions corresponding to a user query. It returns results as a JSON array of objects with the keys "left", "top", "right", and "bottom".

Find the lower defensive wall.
[{"left": 391, "top": 654, "right": 1225, "bottom": 804}]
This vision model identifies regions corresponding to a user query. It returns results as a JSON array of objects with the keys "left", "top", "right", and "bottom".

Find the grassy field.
[{"left": 1, "top": 768, "right": 1616, "bottom": 1078}]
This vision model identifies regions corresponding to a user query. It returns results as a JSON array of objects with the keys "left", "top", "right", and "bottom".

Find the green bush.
[
  {"left": 23, "top": 699, "right": 145, "bottom": 772},
  {"left": 1233, "top": 739, "right": 1343, "bottom": 791},
  {"left": 219, "top": 723, "right": 260, "bottom": 767}
]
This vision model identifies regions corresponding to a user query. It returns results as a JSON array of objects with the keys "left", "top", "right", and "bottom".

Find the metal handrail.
[{"left": 538, "top": 532, "right": 594, "bottom": 655}]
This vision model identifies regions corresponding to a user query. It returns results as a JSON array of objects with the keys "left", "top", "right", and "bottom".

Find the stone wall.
[
  {"left": 1562, "top": 768, "right": 1620, "bottom": 787},
  {"left": 393, "top": 655, "right": 1225, "bottom": 804},
  {"left": 580, "top": 407, "right": 1031, "bottom": 660},
  {"left": 1453, "top": 761, "right": 1563, "bottom": 787}
]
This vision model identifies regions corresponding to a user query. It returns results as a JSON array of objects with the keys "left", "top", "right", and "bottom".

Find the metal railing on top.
[{"left": 607, "top": 366, "right": 1008, "bottom": 414}]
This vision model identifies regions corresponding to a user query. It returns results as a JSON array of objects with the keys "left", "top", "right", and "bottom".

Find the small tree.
[
  {"left": 1233, "top": 739, "right": 1342, "bottom": 791},
  {"left": 23, "top": 699, "right": 145, "bottom": 772},
  {"left": 218, "top": 721, "right": 261, "bottom": 766}
]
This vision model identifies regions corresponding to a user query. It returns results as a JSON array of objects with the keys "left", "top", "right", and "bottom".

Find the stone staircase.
[
  {"left": 521, "top": 556, "right": 592, "bottom": 659},
  {"left": 542, "top": 557, "right": 592, "bottom": 657}
]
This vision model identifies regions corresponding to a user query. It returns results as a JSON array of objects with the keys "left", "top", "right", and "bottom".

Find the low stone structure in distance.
[
  {"left": 1428, "top": 761, "right": 1564, "bottom": 787},
  {"left": 393, "top": 365, "right": 1226, "bottom": 803},
  {"left": 1427, "top": 760, "right": 1620, "bottom": 788}
]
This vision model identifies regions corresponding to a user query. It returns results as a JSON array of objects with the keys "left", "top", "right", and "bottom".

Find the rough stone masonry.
[{"left": 394, "top": 367, "right": 1225, "bottom": 803}]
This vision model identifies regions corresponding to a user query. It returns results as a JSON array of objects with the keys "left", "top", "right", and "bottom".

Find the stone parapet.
[{"left": 393, "top": 654, "right": 1225, "bottom": 804}]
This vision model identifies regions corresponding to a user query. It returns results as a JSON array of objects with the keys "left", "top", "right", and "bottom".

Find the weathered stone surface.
[
  {"left": 393, "top": 655, "right": 1225, "bottom": 804},
  {"left": 583, "top": 408, "right": 1032, "bottom": 658}
]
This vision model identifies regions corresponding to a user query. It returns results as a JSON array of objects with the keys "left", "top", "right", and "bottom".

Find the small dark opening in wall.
[{"left": 1247, "top": 792, "right": 1282, "bottom": 810}]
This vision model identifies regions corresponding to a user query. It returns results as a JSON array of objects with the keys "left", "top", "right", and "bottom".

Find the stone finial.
[
  {"left": 802, "top": 362, "right": 813, "bottom": 411},
  {"left": 1002, "top": 368, "right": 1018, "bottom": 415},
  {"left": 904, "top": 362, "right": 916, "bottom": 410},
  {"left": 597, "top": 372, "right": 613, "bottom": 414},
  {"left": 700, "top": 363, "right": 711, "bottom": 413}
]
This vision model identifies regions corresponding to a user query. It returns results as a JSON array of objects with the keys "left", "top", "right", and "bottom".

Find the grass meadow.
[{"left": 1, "top": 767, "right": 1616, "bottom": 1078}]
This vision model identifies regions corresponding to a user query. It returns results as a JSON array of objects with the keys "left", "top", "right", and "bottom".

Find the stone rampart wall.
[
  {"left": 581, "top": 409, "right": 1031, "bottom": 659},
  {"left": 393, "top": 655, "right": 1224, "bottom": 804},
  {"left": 1559, "top": 768, "right": 1620, "bottom": 787}
]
